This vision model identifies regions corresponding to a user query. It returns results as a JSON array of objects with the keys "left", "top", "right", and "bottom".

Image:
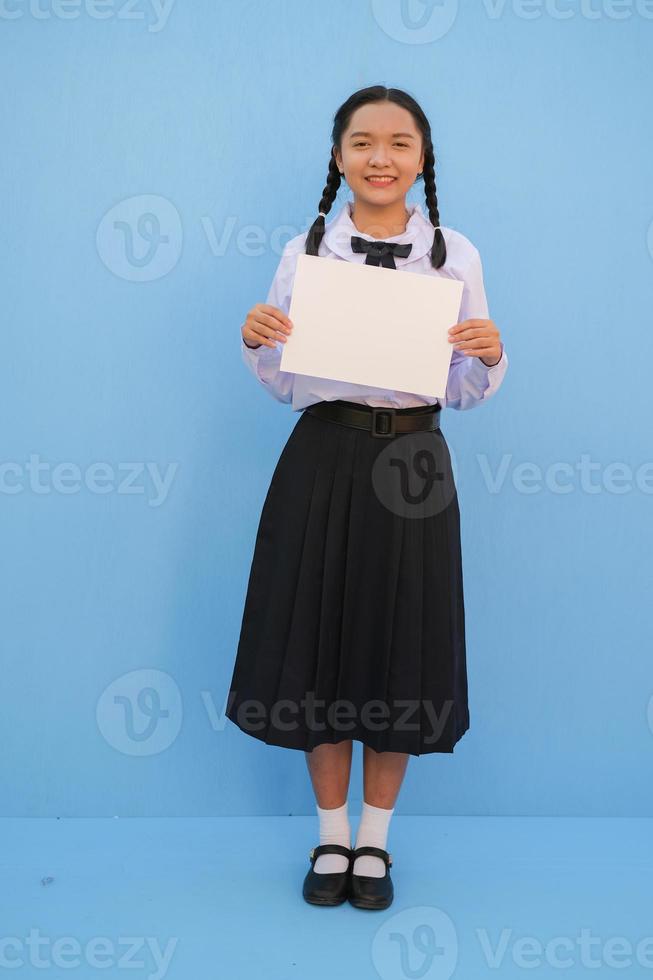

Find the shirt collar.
[{"left": 322, "top": 199, "right": 435, "bottom": 265}]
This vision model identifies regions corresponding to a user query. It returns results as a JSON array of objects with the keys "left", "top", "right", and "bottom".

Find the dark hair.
[{"left": 305, "top": 85, "right": 446, "bottom": 269}]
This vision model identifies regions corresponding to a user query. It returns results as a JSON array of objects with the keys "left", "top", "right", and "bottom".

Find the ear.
[{"left": 332, "top": 146, "right": 342, "bottom": 171}]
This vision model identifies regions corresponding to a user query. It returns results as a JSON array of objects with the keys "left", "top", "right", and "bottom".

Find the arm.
[
  {"left": 443, "top": 248, "right": 508, "bottom": 411},
  {"left": 240, "top": 246, "right": 297, "bottom": 404}
]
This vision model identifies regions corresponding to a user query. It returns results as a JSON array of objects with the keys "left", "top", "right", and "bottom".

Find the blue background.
[{"left": 1, "top": 0, "right": 652, "bottom": 817}]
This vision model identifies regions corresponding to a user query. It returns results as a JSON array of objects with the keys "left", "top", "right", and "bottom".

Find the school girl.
[{"left": 226, "top": 85, "right": 508, "bottom": 911}]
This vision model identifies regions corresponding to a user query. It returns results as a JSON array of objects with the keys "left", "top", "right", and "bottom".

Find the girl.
[{"left": 226, "top": 85, "right": 508, "bottom": 911}]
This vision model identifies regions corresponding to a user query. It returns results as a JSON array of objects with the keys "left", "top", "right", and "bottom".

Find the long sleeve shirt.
[{"left": 240, "top": 199, "right": 508, "bottom": 412}]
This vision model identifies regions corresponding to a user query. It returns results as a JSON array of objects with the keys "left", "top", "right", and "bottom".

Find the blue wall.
[{"left": 1, "top": 0, "right": 652, "bottom": 816}]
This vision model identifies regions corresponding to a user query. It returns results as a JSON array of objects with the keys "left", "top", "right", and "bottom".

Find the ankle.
[
  {"left": 313, "top": 800, "right": 351, "bottom": 874},
  {"left": 353, "top": 800, "right": 394, "bottom": 878}
]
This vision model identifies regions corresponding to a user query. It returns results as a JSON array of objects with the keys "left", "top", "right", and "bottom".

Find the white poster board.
[{"left": 279, "top": 253, "right": 464, "bottom": 398}]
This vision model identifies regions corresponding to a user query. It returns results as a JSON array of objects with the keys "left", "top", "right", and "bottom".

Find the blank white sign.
[{"left": 279, "top": 253, "right": 464, "bottom": 398}]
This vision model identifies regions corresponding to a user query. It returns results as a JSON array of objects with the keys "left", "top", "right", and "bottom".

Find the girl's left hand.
[{"left": 448, "top": 319, "right": 503, "bottom": 367}]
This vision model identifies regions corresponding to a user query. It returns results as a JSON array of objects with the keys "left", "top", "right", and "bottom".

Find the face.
[{"left": 334, "top": 101, "right": 424, "bottom": 206}]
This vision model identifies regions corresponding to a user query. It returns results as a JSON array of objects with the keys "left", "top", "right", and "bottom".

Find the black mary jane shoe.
[
  {"left": 348, "top": 845, "right": 394, "bottom": 910},
  {"left": 302, "top": 843, "right": 353, "bottom": 907}
]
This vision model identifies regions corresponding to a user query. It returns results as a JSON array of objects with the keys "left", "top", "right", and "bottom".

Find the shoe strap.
[
  {"left": 351, "top": 845, "right": 392, "bottom": 868},
  {"left": 309, "top": 843, "right": 352, "bottom": 865}
]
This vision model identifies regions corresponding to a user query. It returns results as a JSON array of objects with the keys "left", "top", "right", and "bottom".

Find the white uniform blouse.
[{"left": 241, "top": 200, "right": 508, "bottom": 412}]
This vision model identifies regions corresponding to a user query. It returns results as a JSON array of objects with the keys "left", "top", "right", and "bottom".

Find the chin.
[{"left": 357, "top": 185, "right": 405, "bottom": 200}]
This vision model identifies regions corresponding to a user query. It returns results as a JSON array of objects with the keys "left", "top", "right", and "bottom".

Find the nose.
[{"left": 368, "top": 145, "right": 392, "bottom": 167}]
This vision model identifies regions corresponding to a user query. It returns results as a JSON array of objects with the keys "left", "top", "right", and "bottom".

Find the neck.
[{"left": 350, "top": 199, "right": 411, "bottom": 240}]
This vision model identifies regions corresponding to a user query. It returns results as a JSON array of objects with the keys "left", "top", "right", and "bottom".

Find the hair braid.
[
  {"left": 305, "top": 154, "right": 342, "bottom": 256},
  {"left": 421, "top": 141, "right": 446, "bottom": 269}
]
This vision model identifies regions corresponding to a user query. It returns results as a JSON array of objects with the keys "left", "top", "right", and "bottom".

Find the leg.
[
  {"left": 304, "top": 740, "right": 353, "bottom": 807},
  {"left": 304, "top": 741, "right": 354, "bottom": 873},
  {"left": 362, "top": 745, "right": 409, "bottom": 807},
  {"left": 353, "top": 746, "right": 409, "bottom": 877}
]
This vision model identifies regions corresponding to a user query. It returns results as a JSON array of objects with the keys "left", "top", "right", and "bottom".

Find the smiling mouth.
[{"left": 365, "top": 176, "right": 397, "bottom": 184}]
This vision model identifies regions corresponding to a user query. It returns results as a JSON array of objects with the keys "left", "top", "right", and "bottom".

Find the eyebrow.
[{"left": 348, "top": 131, "right": 416, "bottom": 139}]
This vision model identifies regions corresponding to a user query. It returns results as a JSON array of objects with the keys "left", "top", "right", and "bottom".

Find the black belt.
[{"left": 303, "top": 399, "right": 441, "bottom": 438}]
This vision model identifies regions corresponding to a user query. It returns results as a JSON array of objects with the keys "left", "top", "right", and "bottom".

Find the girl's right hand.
[{"left": 242, "top": 304, "right": 293, "bottom": 349}]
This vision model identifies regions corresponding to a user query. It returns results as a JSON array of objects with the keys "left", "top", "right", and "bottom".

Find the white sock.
[
  {"left": 353, "top": 801, "right": 394, "bottom": 878},
  {"left": 313, "top": 801, "right": 351, "bottom": 874}
]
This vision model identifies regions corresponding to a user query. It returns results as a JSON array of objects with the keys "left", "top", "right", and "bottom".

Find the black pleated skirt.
[{"left": 226, "top": 400, "right": 470, "bottom": 757}]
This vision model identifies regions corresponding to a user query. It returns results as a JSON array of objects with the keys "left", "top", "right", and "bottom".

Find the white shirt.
[{"left": 241, "top": 199, "right": 508, "bottom": 412}]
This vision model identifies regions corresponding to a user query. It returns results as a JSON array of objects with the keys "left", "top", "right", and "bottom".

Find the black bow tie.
[{"left": 350, "top": 235, "right": 413, "bottom": 269}]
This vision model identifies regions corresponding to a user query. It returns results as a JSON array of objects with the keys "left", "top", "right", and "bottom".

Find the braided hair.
[{"left": 305, "top": 85, "right": 446, "bottom": 270}]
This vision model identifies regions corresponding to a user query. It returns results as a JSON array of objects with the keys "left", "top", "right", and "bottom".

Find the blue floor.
[{"left": 2, "top": 816, "right": 652, "bottom": 979}]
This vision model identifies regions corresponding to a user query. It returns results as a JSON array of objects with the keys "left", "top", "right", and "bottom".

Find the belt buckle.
[{"left": 371, "top": 407, "right": 396, "bottom": 438}]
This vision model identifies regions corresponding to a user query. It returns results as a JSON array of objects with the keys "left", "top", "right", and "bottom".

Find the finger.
[
  {"left": 453, "top": 334, "right": 493, "bottom": 348},
  {"left": 450, "top": 327, "right": 492, "bottom": 342},
  {"left": 252, "top": 314, "right": 293, "bottom": 344},
  {"left": 255, "top": 311, "right": 293, "bottom": 334},
  {"left": 258, "top": 304, "right": 293, "bottom": 329},
  {"left": 245, "top": 320, "right": 283, "bottom": 348},
  {"left": 449, "top": 319, "right": 489, "bottom": 334}
]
